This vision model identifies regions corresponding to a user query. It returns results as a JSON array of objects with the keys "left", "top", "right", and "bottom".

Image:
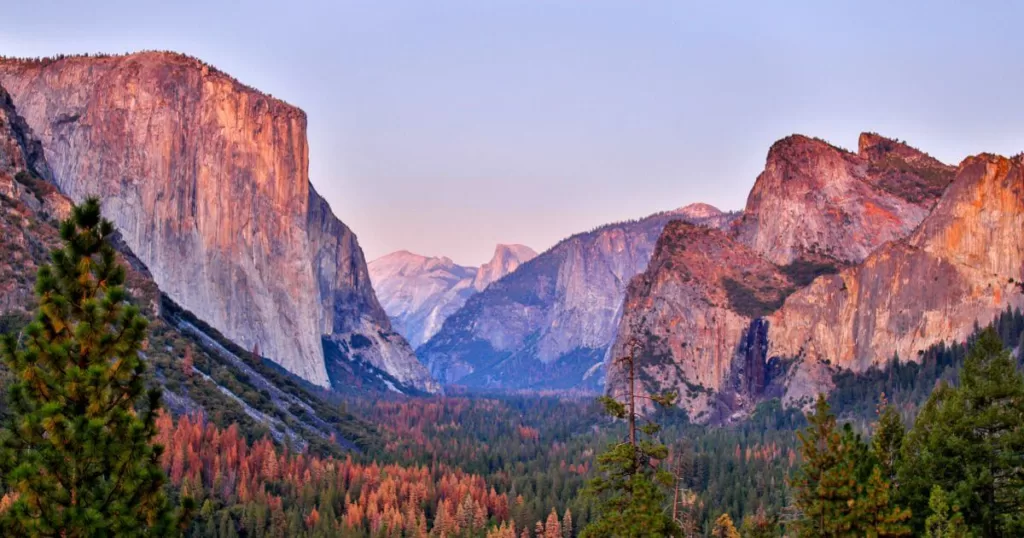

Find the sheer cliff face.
[
  {"left": 368, "top": 244, "right": 536, "bottom": 348},
  {"left": 733, "top": 134, "right": 954, "bottom": 265},
  {"left": 606, "top": 222, "right": 794, "bottom": 420},
  {"left": 418, "top": 205, "right": 737, "bottom": 390},
  {"left": 769, "top": 154, "right": 1024, "bottom": 405},
  {"left": 609, "top": 133, "right": 969, "bottom": 420},
  {"left": 0, "top": 53, "right": 433, "bottom": 392}
]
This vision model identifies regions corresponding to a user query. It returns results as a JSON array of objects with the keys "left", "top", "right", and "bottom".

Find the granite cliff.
[
  {"left": 368, "top": 244, "right": 536, "bottom": 348},
  {"left": 768, "top": 153, "right": 1024, "bottom": 405},
  {"left": 418, "top": 205, "right": 737, "bottom": 390},
  {"left": 0, "top": 52, "right": 435, "bottom": 392},
  {"left": 1, "top": 80, "right": 388, "bottom": 449},
  {"left": 606, "top": 222, "right": 794, "bottom": 421},
  {"left": 733, "top": 133, "right": 954, "bottom": 265},
  {"left": 606, "top": 133, "right": 1016, "bottom": 421}
]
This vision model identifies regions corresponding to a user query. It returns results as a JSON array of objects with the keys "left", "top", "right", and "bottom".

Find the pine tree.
[
  {"left": 579, "top": 339, "right": 681, "bottom": 538},
  {"left": 740, "top": 508, "right": 779, "bottom": 538},
  {"left": 711, "top": 513, "right": 740, "bottom": 538},
  {"left": 792, "top": 395, "right": 909, "bottom": 537},
  {"left": 544, "top": 508, "right": 561, "bottom": 538},
  {"left": 897, "top": 328, "right": 1024, "bottom": 536},
  {"left": 0, "top": 199, "right": 191, "bottom": 537},
  {"left": 853, "top": 467, "right": 910, "bottom": 537},
  {"left": 924, "top": 486, "right": 971, "bottom": 538},
  {"left": 870, "top": 395, "right": 904, "bottom": 485},
  {"left": 561, "top": 508, "right": 572, "bottom": 538},
  {"left": 791, "top": 396, "right": 860, "bottom": 537}
]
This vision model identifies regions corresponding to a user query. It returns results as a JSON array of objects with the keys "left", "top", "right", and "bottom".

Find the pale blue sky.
[{"left": 3, "top": 1, "right": 1023, "bottom": 265}]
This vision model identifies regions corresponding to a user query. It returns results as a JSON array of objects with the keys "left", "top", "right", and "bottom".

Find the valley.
[{"left": 1, "top": 48, "right": 1023, "bottom": 537}]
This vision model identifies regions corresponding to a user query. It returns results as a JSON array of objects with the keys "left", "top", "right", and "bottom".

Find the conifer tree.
[
  {"left": 544, "top": 508, "right": 561, "bottom": 538},
  {"left": 740, "top": 508, "right": 779, "bottom": 538},
  {"left": 791, "top": 396, "right": 860, "bottom": 537},
  {"left": 897, "top": 328, "right": 1024, "bottom": 536},
  {"left": 792, "top": 395, "right": 909, "bottom": 537},
  {"left": 0, "top": 198, "right": 191, "bottom": 537},
  {"left": 870, "top": 396, "right": 904, "bottom": 485},
  {"left": 579, "top": 338, "right": 680, "bottom": 538},
  {"left": 561, "top": 508, "right": 572, "bottom": 538},
  {"left": 924, "top": 486, "right": 971, "bottom": 538}
]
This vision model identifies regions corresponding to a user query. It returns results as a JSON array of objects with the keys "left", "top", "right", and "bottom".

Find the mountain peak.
[
  {"left": 474, "top": 244, "right": 537, "bottom": 291},
  {"left": 674, "top": 203, "right": 724, "bottom": 220},
  {"left": 857, "top": 132, "right": 948, "bottom": 168}
]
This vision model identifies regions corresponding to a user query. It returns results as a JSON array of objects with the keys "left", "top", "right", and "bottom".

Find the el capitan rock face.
[
  {"left": 368, "top": 244, "right": 536, "bottom": 348},
  {"left": 732, "top": 134, "right": 954, "bottom": 265},
  {"left": 0, "top": 52, "right": 435, "bottom": 392},
  {"left": 418, "top": 205, "right": 737, "bottom": 390}
]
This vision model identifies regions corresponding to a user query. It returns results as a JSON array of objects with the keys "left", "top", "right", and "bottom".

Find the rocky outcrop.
[
  {"left": 732, "top": 134, "right": 954, "bottom": 265},
  {"left": 768, "top": 153, "right": 1024, "bottom": 405},
  {"left": 606, "top": 222, "right": 794, "bottom": 421},
  {"left": 419, "top": 205, "right": 737, "bottom": 390},
  {"left": 609, "top": 133, "right": 1022, "bottom": 420},
  {"left": 0, "top": 81, "right": 69, "bottom": 313},
  {"left": 368, "top": 244, "right": 536, "bottom": 348},
  {"left": 0, "top": 52, "right": 435, "bottom": 392}
]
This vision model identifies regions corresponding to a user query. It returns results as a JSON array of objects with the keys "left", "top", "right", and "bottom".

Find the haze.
[{"left": 3, "top": 1, "right": 1023, "bottom": 265}]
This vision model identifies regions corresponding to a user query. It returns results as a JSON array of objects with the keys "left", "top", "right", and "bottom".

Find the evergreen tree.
[
  {"left": 580, "top": 340, "right": 680, "bottom": 538},
  {"left": 561, "top": 508, "right": 572, "bottom": 538},
  {"left": 0, "top": 198, "right": 191, "bottom": 537},
  {"left": 853, "top": 468, "right": 910, "bottom": 537},
  {"left": 925, "top": 486, "right": 971, "bottom": 538},
  {"left": 792, "top": 396, "right": 909, "bottom": 538},
  {"left": 870, "top": 396, "right": 904, "bottom": 485},
  {"left": 711, "top": 513, "right": 740, "bottom": 538},
  {"left": 791, "top": 396, "right": 860, "bottom": 537},
  {"left": 740, "top": 508, "right": 779, "bottom": 538},
  {"left": 897, "top": 328, "right": 1024, "bottom": 536}
]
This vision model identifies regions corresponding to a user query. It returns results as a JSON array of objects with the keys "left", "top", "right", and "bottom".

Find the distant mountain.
[
  {"left": 606, "top": 133, "right": 1024, "bottom": 423},
  {"left": 0, "top": 52, "right": 436, "bottom": 393},
  {"left": 369, "top": 244, "right": 537, "bottom": 348},
  {"left": 418, "top": 205, "right": 737, "bottom": 390}
]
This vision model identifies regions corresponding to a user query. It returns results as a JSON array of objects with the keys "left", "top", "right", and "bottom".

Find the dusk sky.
[{"left": 4, "top": 1, "right": 1024, "bottom": 265}]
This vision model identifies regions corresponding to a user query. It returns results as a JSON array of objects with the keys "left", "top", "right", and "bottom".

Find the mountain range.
[
  {"left": 368, "top": 244, "right": 537, "bottom": 348},
  {"left": 608, "top": 133, "right": 1023, "bottom": 422},
  {"left": 3, "top": 50, "right": 1021, "bottom": 424},
  {"left": 418, "top": 204, "right": 737, "bottom": 390}
]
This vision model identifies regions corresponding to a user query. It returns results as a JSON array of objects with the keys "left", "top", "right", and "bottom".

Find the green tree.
[
  {"left": 925, "top": 486, "right": 971, "bottom": 538},
  {"left": 791, "top": 395, "right": 909, "bottom": 538},
  {"left": 0, "top": 199, "right": 191, "bottom": 537},
  {"left": 791, "top": 396, "right": 860, "bottom": 537},
  {"left": 897, "top": 328, "right": 1024, "bottom": 536},
  {"left": 740, "top": 508, "right": 779, "bottom": 538},
  {"left": 580, "top": 341, "right": 680, "bottom": 538},
  {"left": 870, "top": 396, "right": 904, "bottom": 485},
  {"left": 854, "top": 468, "right": 910, "bottom": 537}
]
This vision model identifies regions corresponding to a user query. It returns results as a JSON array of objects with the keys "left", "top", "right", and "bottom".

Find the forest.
[{"left": 1, "top": 201, "right": 1024, "bottom": 538}]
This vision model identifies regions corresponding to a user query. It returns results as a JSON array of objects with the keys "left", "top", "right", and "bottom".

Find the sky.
[{"left": 3, "top": 1, "right": 1024, "bottom": 265}]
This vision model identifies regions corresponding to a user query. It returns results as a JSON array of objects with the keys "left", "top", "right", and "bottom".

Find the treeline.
[{"left": 155, "top": 413, "right": 519, "bottom": 537}]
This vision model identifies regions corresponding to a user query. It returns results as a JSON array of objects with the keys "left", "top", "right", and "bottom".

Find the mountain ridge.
[{"left": 369, "top": 244, "right": 536, "bottom": 348}]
